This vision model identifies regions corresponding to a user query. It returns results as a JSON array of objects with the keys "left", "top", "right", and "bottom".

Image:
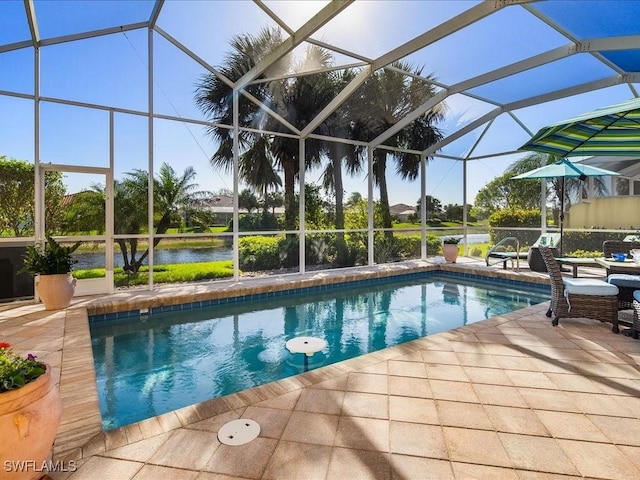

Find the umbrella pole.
[{"left": 559, "top": 177, "right": 564, "bottom": 256}]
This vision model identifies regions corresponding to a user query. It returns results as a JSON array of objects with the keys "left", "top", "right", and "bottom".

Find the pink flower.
[{"left": 27, "top": 353, "right": 37, "bottom": 360}]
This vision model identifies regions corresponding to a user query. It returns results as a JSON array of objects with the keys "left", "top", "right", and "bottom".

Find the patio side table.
[{"left": 555, "top": 257, "right": 601, "bottom": 278}]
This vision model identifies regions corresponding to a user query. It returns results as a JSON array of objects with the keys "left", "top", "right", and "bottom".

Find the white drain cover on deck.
[{"left": 217, "top": 419, "right": 260, "bottom": 446}]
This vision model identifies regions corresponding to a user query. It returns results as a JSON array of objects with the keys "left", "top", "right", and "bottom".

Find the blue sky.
[{"left": 0, "top": 0, "right": 636, "bottom": 208}]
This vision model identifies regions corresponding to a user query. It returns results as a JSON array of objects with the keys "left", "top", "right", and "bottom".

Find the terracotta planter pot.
[
  {"left": 442, "top": 244, "right": 459, "bottom": 263},
  {"left": 36, "top": 274, "right": 76, "bottom": 310},
  {"left": 0, "top": 365, "right": 62, "bottom": 480}
]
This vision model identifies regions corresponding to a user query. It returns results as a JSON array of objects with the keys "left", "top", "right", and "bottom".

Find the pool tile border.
[{"left": 87, "top": 264, "right": 551, "bottom": 324}]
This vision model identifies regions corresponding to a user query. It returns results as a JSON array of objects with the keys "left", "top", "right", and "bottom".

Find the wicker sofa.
[{"left": 539, "top": 246, "right": 620, "bottom": 333}]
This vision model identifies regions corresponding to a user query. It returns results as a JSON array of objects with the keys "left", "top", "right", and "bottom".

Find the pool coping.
[{"left": 53, "top": 261, "right": 552, "bottom": 462}]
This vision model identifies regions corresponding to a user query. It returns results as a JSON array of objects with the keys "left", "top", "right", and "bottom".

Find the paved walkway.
[{"left": 3, "top": 260, "right": 640, "bottom": 479}]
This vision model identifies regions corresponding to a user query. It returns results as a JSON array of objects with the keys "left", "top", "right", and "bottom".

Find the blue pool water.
[{"left": 89, "top": 272, "right": 550, "bottom": 429}]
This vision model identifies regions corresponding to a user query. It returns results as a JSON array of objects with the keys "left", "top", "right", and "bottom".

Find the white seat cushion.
[{"left": 563, "top": 278, "right": 618, "bottom": 296}]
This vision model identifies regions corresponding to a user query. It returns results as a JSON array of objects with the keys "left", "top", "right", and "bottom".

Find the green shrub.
[
  {"left": 562, "top": 230, "right": 627, "bottom": 254},
  {"left": 238, "top": 236, "right": 281, "bottom": 270},
  {"left": 488, "top": 209, "right": 541, "bottom": 246},
  {"left": 373, "top": 236, "right": 400, "bottom": 263},
  {"left": 395, "top": 235, "right": 421, "bottom": 258}
]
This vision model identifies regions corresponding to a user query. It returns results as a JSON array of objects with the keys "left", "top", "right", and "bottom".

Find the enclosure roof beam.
[
  {"left": 23, "top": 0, "right": 39, "bottom": 47},
  {"left": 369, "top": 33, "right": 640, "bottom": 149},
  {"left": 154, "top": 26, "right": 232, "bottom": 87},
  {"left": 372, "top": 0, "right": 531, "bottom": 71},
  {"left": 234, "top": 0, "right": 354, "bottom": 91},
  {"left": 149, "top": 0, "right": 164, "bottom": 29},
  {"left": 39, "top": 22, "right": 148, "bottom": 47},
  {"left": 422, "top": 108, "right": 503, "bottom": 156}
]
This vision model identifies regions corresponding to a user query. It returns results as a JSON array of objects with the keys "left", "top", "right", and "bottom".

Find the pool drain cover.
[{"left": 217, "top": 419, "right": 260, "bottom": 446}]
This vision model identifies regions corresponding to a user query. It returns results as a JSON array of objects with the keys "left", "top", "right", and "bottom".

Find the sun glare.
[{"left": 263, "top": 1, "right": 332, "bottom": 31}]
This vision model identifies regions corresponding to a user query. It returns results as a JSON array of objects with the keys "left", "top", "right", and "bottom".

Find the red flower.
[{"left": 0, "top": 342, "right": 11, "bottom": 349}]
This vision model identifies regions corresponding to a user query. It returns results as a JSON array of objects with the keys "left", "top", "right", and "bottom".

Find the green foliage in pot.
[
  {"left": 0, "top": 342, "right": 46, "bottom": 392},
  {"left": 442, "top": 237, "right": 461, "bottom": 245},
  {"left": 21, "top": 234, "right": 81, "bottom": 276}
]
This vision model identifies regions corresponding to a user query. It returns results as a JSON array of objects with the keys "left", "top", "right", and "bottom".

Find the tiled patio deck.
[{"left": 3, "top": 259, "right": 640, "bottom": 479}]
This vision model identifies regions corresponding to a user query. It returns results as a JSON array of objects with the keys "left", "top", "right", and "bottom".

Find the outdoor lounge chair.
[
  {"left": 485, "top": 233, "right": 561, "bottom": 270},
  {"left": 539, "top": 246, "right": 620, "bottom": 333},
  {"left": 485, "top": 237, "right": 526, "bottom": 269}
]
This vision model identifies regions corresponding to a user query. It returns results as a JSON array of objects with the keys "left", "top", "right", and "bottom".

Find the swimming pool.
[{"left": 89, "top": 271, "right": 550, "bottom": 429}]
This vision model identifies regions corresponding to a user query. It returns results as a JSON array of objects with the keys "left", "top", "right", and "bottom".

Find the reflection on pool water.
[{"left": 89, "top": 272, "right": 550, "bottom": 429}]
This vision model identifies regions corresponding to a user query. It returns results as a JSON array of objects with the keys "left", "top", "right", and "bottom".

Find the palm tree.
[
  {"left": 350, "top": 62, "right": 446, "bottom": 240},
  {"left": 112, "top": 163, "right": 206, "bottom": 273},
  {"left": 194, "top": 28, "right": 335, "bottom": 234},
  {"left": 317, "top": 69, "right": 363, "bottom": 266}
]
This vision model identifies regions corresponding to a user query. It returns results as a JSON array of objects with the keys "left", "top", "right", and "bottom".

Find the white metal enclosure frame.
[{"left": 1, "top": 0, "right": 639, "bottom": 290}]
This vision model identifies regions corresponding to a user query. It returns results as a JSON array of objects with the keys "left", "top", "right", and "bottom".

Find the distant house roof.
[
  {"left": 210, "top": 195, "right": 233, "bottom": 208},
  {"left": 390, "top": 203, "right": 415, "bottom": 215}
]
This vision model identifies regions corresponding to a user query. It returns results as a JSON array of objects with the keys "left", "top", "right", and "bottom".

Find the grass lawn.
[{"left": 75, "top": 260, "right": 234, "bottom": 287}]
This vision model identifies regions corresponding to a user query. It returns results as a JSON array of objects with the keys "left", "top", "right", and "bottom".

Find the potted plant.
[
  {"left": 0, "top": 342, "right": 62, "bottom": 480},
  {"left": 442, "top": 237, "right": 461, "bottom": 263},
  {"left": 22, "top": 234, "right": 81, "bottom": 310}
]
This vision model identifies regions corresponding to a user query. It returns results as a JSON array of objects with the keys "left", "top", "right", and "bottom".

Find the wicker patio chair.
[
  {"left": 539, "top": 246, "right": 620, "bottom": 333},
  {"left": 633, "top": 291, "right": 640, "bottom": 339}
]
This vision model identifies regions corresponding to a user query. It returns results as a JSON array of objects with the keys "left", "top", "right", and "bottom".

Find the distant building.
[
  {"left": 390, "top": 203, "right": 416, "bottom": 222},
  {"left": 203, "top": 195, "right": 284, "bottom": 225}
]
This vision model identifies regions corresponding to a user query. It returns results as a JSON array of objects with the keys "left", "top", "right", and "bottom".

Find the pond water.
[
  {"left": 74, "top": 234, "right": 491, "bottom": 269},
  {"left": 75, "top": 247, "right": 233, "bottom": 270}
]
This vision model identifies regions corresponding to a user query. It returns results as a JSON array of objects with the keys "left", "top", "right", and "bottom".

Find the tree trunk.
[
  {"left": 115, "top": 239, "right": 131, "bottom": 272},
  {"left": 333, "top": 156, "right": 348, "bottom": 266},
  {"left": 130, "top": 213, "right": 171, "bottom": 271},
  {"left": 375, "top": 152, "right": 393, "bottom": 241},
  {"left": 284, "top": 160, "right": 297, "bottom": 233}
]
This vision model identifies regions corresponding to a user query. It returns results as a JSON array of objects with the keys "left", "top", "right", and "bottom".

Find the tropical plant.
[
  {"left": 0, "top": 342, "right": 46, "bottom": 393},
  {"left": 315, "top": 69, "right": 364, "bottom": 266},
  {"left": 473, "top": 170, "right": 542, "bottom": 217},
  {"left": 21, "top": 234, "right": 81, "bottom": 276},
  {"left": 62, "top": 189, "right": 106, "bottom": 234},
  {"left": 238, "top": 188, "right": 260, "bottom": 214},
  {"left": 416, "top": 195, "right": 443, "bottom": 219},
  {"left": 442, "top": 237, "right": 461, "bottom": 245},
  {"left": 195, "top": 27, "right": 333, "bottom": 235},
  {"left": 82, "top": 163, "right": 209, "bottom": 273},
  {"left": 0, "top": 157, "right": 66, "bottom": 237},
  {"left": 347, "top": 61, "right": 446, "bottom": 240}
]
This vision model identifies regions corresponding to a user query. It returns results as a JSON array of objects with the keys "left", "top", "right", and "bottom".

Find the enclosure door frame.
[{"left": 37, "top": 163, "right": 114, "bottom": 296}]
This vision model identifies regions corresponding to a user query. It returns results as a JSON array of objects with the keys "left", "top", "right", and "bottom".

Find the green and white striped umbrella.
[{"left": 519, "top": 97, "right": 640, "bottom": 156}]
